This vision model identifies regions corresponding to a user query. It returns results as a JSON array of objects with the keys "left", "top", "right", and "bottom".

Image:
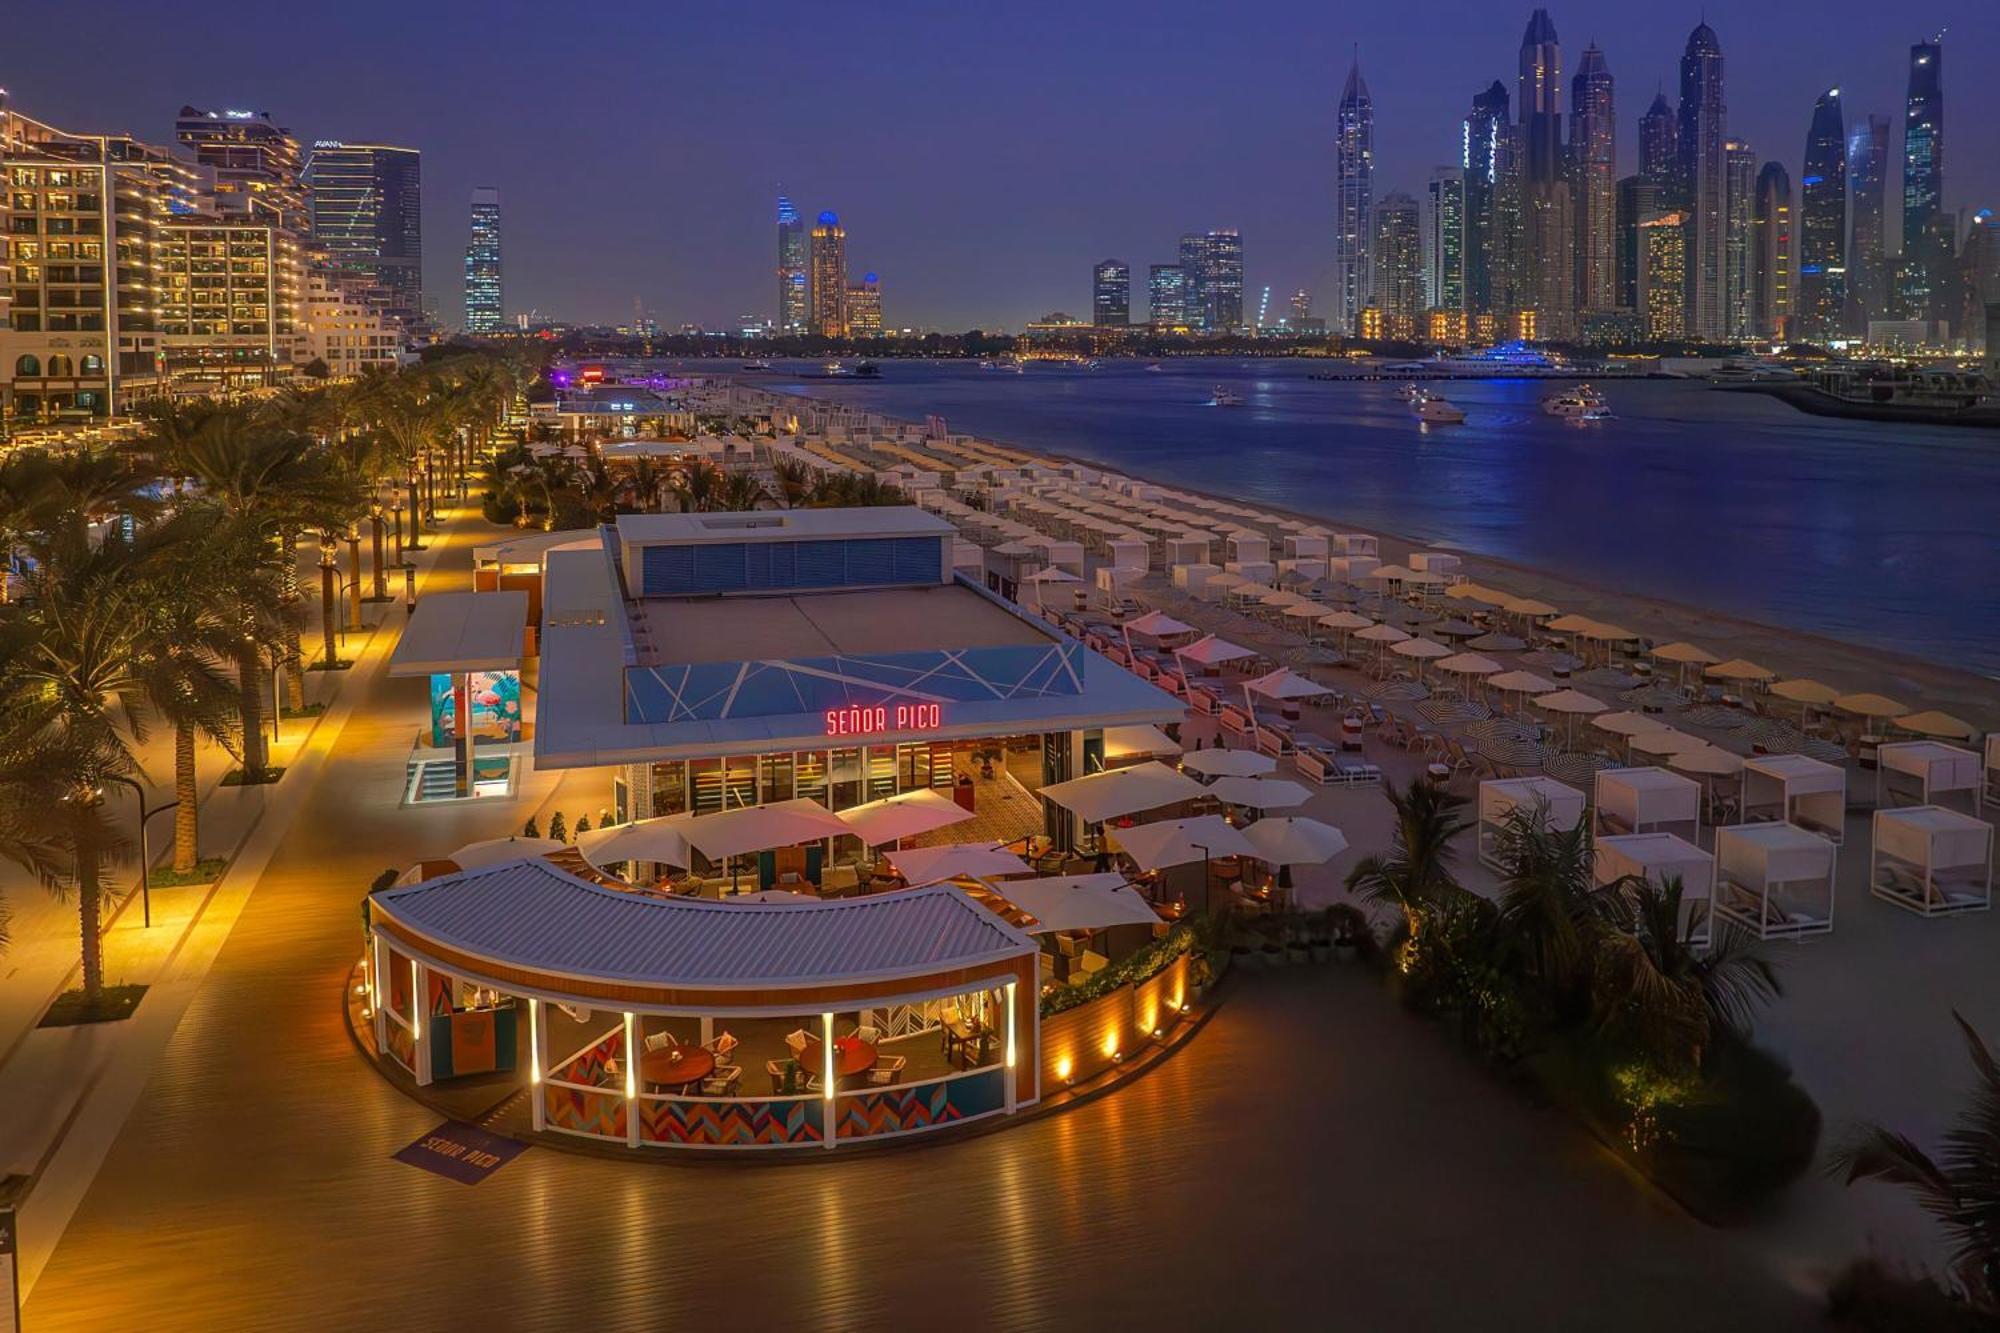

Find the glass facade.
[
  {"left": 304, "top": 142, "right": 423, "bottom": 322},
  {"left": 464, "top": 187, "right": 503, "bottom": 333}
]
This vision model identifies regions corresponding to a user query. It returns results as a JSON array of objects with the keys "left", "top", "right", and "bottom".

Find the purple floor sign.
[{"left": 393, "top": 1121, "right": 527, "bottom": 1185}]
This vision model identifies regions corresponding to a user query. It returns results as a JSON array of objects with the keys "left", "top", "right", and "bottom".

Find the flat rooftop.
[
  {"left": 627, "top": 583, "right": 1044, "bottom": 668},
  {"left": 615, "top": 507, "right": 955, "bottom": 548}
]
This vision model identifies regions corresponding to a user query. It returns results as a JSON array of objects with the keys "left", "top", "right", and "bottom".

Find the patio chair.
[
  {"left": 704, "top": 1031, "right": 739, "bottom": 1062},
  {"left": 784, "top": 1029, "right": 810, "bottom": 1058},
  {"left": 868, "top": 1055, "right": 910, "bottom": 1087},
  {"left": 851, "top": 1024, "right": 882, "bottom": 1044},
  {"left": 643, "top": 1030, "right": 680, "bottom": 1053},
  {"left": 700, "top": 1066, "right": 742, "bottom": 1097}
]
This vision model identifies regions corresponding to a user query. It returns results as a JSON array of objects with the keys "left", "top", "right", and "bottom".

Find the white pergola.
[
  {"left": 1714, "top": 822, "right": 1838, "bottom": 941},
  {"left": 1595, "top": 832, "right": 1715, "bottom": 950},
  {"left": 1594, "top": 766, "right": 1701, "bottom": 842},
  {"left": 1870, "top": 806, "right": 1994, "bottom": 918},
  {"left": 1477, "top": 777, "right": 1586, "bottom": 873},
  {"left": 1741, "top": 754, "right": 1847, "bottom": 843},
  {"left": 1876, "top": 741, "right": 1982, "bottom": 815}
]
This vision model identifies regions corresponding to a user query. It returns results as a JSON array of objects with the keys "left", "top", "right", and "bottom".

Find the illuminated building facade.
[
  {"left": 464, "top": 187, "right": 503, "bottom": 333},
  {"left": 1423, "top": 167, "right": 1464, "bottom": 314},
  {"left": 1752, "top": 162, "right": 1794, "bottom": 338},
  {"left": 156, "top": 217, "right": 298, "bottom": 388},
  {"left": 1639, "top": 212, "right": 1688, "bottom": 341},
  {"left": 846, "top": 273, "right": 882, "bottom": 334},
  {"left": 1333, "top": 58, "right": 1374, "bottom": 335},
  {"left": 1677, "top": 23, "right": 1727, "bottom": 340},
  {"left": 1369, "top": 193, "right": 1422, "bottom": 324},
  {"left": 776, "top": 195, "right": 807, "bottom": 334},
  {"left": 809, "top": 211, "right": 847, "bottom": 337},
  {"left": 303, "top": 141, "right": 422, "bottom": 323},
  {"left": 1092, "top": 259, "right": 1129, "bottom": 327},
  {"left": 1723, "top": 139, "right": 1755, "bottom": 339},
  {"left": 1147, "top": 264, "right": 1187, "bottom": 332},
  {"left": 301, "top": 267, "right": 402, "bottom": 373},
  {"left": 1798, "top": 88, "right": 1847, "bottom": 343}
]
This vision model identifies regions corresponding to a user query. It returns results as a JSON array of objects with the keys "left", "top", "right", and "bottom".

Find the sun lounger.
[{"left": 1255, "top": 720, "right": 1296, "bottom": 757}]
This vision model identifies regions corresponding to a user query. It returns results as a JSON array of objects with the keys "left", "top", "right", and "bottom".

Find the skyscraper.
[
  {"left": 1570, "top": 44, "right": 1616, "bottom": 314},
  {"left": 1517, "top": 10, "right": 1573, "bottom": 334},
  {"left": 1752, "top": 162, "right": 1795, "bottom": 338},
  {"left": 304, "top": 141, "right": 423, "bottom": 323},
  {"left": 776, "top": 196, "right": 808, "bottom": 334},
  {"left": 1092, "top": 260, "right": 1130, "bottom": 327},
  {"left": 1463, "top": 80, "right": 1511, "bottom": 318},
  {"left": 1638, "top": 92, "right": 1678, "bottom": 191},
  {"left": 846, "top": 273, "right": 882, "bottom": 334},
  {"left": 1676, "top": 23, "right": 1727, "bottom": 340},
  {"left": 1333, "top": 58, "right": 1374, "bottom": 335},
  {"left": 1369, "top": 193, "right": 1423, "bottom": 327},
  {"left": 809, "top": 211, "right": 847, "bottom": 337},
  {"left": 463, "top": 187, "right": 503, "bottom": 333},
  {"left": 1177, "top": 233, "right": 1209, "bottom": 332},
  {"left": 1423, "top": 167, "right": 1465, "bottom": 313},
  {"left": 1639, "top": 213, "right": 1689, "bottom": 340},
  {"left": 1615, "top": 175, "right": 1666, "bottom": 311},
  {"left": 1900, "top": 38, "right": 1945, "bottom": 324},
  {"left": 1798, "top": 89, "right": 1847, "bottom": 343},
  {"left": 1148, "top": 264, "right": 1189, "bottom": 331},
  {"left": 1846, "top": 115, "right": 1890, "bottom": 328},
  {"left": 1724, "top": 140, "right": 1756, "bottom": 339},
  {"left": 1960, "top": 209, "right": 1998, "bottom": 353},
  {"left": 174, "top": 105, "right": 306, "bottom": 229},
  {"left": 1204, "top": 230, "right": 1244, "bottom": 333}
]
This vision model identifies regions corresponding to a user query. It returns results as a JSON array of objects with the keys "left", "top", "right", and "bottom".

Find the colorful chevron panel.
[
  {"left": 542, "top": 1084, "right": 628, "bottom": 1140},
  {"left": 639, "top": 1096, "right": 825, "bottom": 1147},
  {"left": 834, "top": 1069, "right": 1007, "bottom": 1140},
  {"left": 382, "top": 1019, "right": 415, "bottom": 1075}
]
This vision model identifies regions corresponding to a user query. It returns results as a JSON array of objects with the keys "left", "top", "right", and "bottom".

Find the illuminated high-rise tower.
[
  {"left": 1752, "top": 162, "right": 1794, "bottom": 338},
  {"left": 1724, "top": 140, "right": 1756, "bottom": 339},
  {"left": 1093, "top": 259, "right": 1130, "bottom": 327},
  {"left": 1900, "top": 38, "right": 1945, "bottom": 323},
  {"left": 1333, "top": 57, "right": 1374, "bottom": 335},
  {"left": 1846, "top": 116, "right": 1890, "bottom": 328},
  {"left": 1676, "top": 22, "right": 1727, "bottom": 340},
  {"left": 463, "top": 187, "right": 503, "bottom": 333},
  {"left": 809, "top": 211, "right": 847, "bottom": 337},
  {"left": 1516, "top": 10, "right": 1572, "bottom": 333},
  {"left": 1638, "top": 91, "right": 1677, "bottom": 191},
  {"left": 1570, "top": 43, "right": 1616, "bottom": 313},
  {"left": 1423, "top": 167, "right": 1465, "bottom": 313},
  {"left": 305, "top": 141, "right": 423, "bottom": 324},
  {"left": 1798, "top": 89, "right": 1847, "bottom": 342},
  {"left": 1463, "top": 80, "right": 1511, "bottom": 318},
  {"left": 776, "top": 196, "right": 808, "bottom": 334}
]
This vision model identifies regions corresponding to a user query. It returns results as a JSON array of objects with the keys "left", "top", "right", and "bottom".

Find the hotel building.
[
  {"left": 303, "top": 140, "right": 423, "bottom": 325},
  {"left": 809, "top": 212, "right": 847, "bottom": 336},
  {"left": 464, "top": 187, "right": 503, "bottom": 333}
]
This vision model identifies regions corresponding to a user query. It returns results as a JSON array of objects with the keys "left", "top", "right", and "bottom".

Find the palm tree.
[
  {"left": 1344, "top": 777, "right": 1474, "bottom": 927},
  {"left": 1831, "top": 1012, "right": 2000, "bottom": 1313},
  {"left": 1592, "top": 876, "right": 1781, "bottom": 1072},
  {"left": 771, "top": 459, "right": 813, "bottom": 508},
  {"left": 672, "top": 462, "right": 722, "bottom": 513},
  {"left": 1492, "top": 806, "right": 1624, "bottom": 1013},
  {"left": 718, "top": 471, "right": 768, "bottom": 512}
]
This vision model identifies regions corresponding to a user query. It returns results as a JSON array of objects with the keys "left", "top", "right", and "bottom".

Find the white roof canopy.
[
  {"left": 1177, "top": 634, "right": 1255, "bottom": 666},
  {"left": 388, "top": 590, "right": 529, "bottom": 676},
  {"left": 1246, "top": 667, "right": 1333, "bottom": 702},
  {"left": 1595, "top": 832, "right": 1715, "bottom": 901},
  {"left": 1478, "top": 777, "right": 1586, "bottom": 830},
  {"left": 1122, "top": 610, "right": 1197, "bottom": 639},
  {"left": 985, "top": 874, "right": 1162, "bottom": 933},
  {"left": 1182, "top": 748, "right": 1277, "bottom": 778},
  {"left": 1039, "top": 760, "right": 1204, "bottom": 823},
  {"left": 885, "top": 842, "right": 1034, "bottom": 887},
  {"left": 1204, "top": 776, "right": 1312, "bottom": 809},
  {"left": 1716, "top": 822, "right": 1837, "bottom": 885},
  {"left": 1241, "top": 816, "right": 1349, "bottom": 865}
]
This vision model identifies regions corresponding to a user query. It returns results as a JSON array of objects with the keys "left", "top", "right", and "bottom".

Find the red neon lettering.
[{"left": 823, "top": 704, "right": 943, "bottom": 736}]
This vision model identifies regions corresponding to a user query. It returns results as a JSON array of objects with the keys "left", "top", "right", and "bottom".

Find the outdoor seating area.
[
  {"left": 1869, "top": 806, "right": 1994, "bottom": 918},
  {"left": 1594, "top": 832, "right": 1715, "bottom": 951},
  {"left": 1713, "top": 822, "right": 1838, "bottom": 941}
]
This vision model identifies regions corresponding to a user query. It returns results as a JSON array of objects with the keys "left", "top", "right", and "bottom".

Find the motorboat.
[
  {"left": 1540, "top": 386, "right": 1612, "bottom": 420},
  {"left": 980, "top": 358, "right": 1025, "bottom": 374},
  {"left": 822, "top": 360, "right": 849, "bottom": 376},
  {"left": 740, "top": 360, "right": 772, "bottom": 371},
  {"left": 1209, "top": 386, "right": 1243, "bottom": 407},
  {"left": 852, "top": 360, "right": 882, "bottom": 379},
  {"left": 1399, "top": 382, "right": 1425, "bottom": 402},
  {"left": 1145, "top": 363, "right": 1166, "bottom": 373},
  {"left": 1411, "top": 392, "right": 1465, "bottom": 424}
]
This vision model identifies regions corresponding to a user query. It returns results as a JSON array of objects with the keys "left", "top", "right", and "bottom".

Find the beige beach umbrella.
[
  {"left": 1258, "top": 584, "right": 1306, "bottom": 605},
  {"left": 1628, "top": 728, "right": 1710, "bottom": 758},
  {"left": 1391, "top": 636, "right": 1453, "bottom": 683},
  {"left": 1545, "top": 613, "right": 1600, "bottom": 634},
  {"left": 1669, "top": 745, "right": 1745, "bottom": 778},
  {"left": 1893, "top": 710, "right": 1977, "bottom": 740},
  {"left": 1206, "top": 570, "right": 1249, "bottom": 590},
  {"left": 1436, "top": 652, "right": 1503, "bottom": 676},
  {"left": 1705, "top": 658, "right": 1776, "bottom": 683},
  {"left": 1445, "top": 582, "right": 1504, "bottom": 604},
  {"left": 1489, "top": 669, "right": 1560, "bottom": 696},
  {"left": 1653, "top": 641, "right": 1719, "bottom": 665},
  {"left": 1354, "top": 623, "right": 1411, "bottom": 644},
  {"left": 1535, "top": 688, "right": 1608, "bottom": 745},
  {"left": 1579, "top": 621, "right": 1639, "bottom": 641},
  {"left": 1504, "top": 597, "right": 1560, "bottom": 618},
  {"left": 1590, "top": 710, "right": 1670, "bottom": 737},
  {"left": 1320, "top": 610, "right": 1374, "bottom": 631},
  {"left": 1834, "top": 691, "right": 1907, "bottom": 719},
  {"left": 1768, "top": 677, "right": 1840, "bottom": 726}
]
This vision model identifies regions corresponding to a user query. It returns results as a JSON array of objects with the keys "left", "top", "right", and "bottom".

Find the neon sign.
[{"left": 824, "top": 703, "right": 943, "bottom": 737}]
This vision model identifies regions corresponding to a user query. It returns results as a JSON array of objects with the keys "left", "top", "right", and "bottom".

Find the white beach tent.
[
  {"left": 1714, "top": 822, "right": 1837, "bottom": 940},
  {"left": 1595, "top": 831, "right": 1716, "bottom": 949},
  {"left": 1477, "top": 776, "right": 1586, "bottom": 872},
  {"left": 1039, "top": 760, "right": 1205, "bottom": 825},
  {"left": 1870, "top": 806, "right": 1994, "bottom": 917},
  {"left": 1741, "top": 753, "right": 1848, "bottom": 842},
  {"left": 1595, "top": 766, "right": 1701, "bottom": 840},
  {"left": 1876, "top": 741, "right": 1982, "bottom": 814}
]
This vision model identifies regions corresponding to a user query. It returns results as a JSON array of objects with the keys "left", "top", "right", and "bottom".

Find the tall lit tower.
[
  {"left": 1901, "top": 38, "right": 1944, "bottom": 320},
  {"left": 1333, "top": 57, "right": 1374, "bottom": 335},
  {"left": 1798, "top": 89, "right": 1847, "bottom": 342},
  {"left": 1092, "top": 259, "right": 1131, "bottom": 327},
  {"left": 1724, "top": 141, "right": 1756, "bottom": 340},
  {"left": 1638, "top": 92, "right": 1677, "bottom": 191},
  {"left": 1846, "top": 116, "right": 1889, "bottom": 327},
  {"left": 1423, "top": 167, "right": 1465, "bottom": 313},
  {"left": 1570, "top": 43, "right": 1616, "bottom": 313},
  {"left": 305, "top": 141, "right": 423, "bottom": 323},
  {"left": 1516, "top": 10, "right": 1572, "bottom": 331},
  {"left": 776, "top": 195, "right": 808, "bottom": 334},
  {"left": 463, "top": 187, "right": 503, "bottom": 333},
  {"left": 1463, "top": 80, "right": 1511, "bottom": 319},
  {"left": 809, "top": 211, "right": 847, "bottom": 337},
  {"left": 1369, "top": 193, "right": 1423, "bottom": 327},
  {"left": 1752, "top": 162, "right": 1794, "bottom": 338},
  {"left": 1677, "top": 22, "right": 1727, "bottom": 340}
]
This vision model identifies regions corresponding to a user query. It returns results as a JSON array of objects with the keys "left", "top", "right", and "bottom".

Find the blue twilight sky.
[{"left": 7, "top": 0, "right": 1994, "bottom": 330}]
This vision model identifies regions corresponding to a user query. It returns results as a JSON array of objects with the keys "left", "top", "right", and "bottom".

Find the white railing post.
[
  {"left": 1004, "top": 980, "right": 1018, "bottom": 1112},
  {"left": 822, "top": 1011, "right": 838, "bottom": 1150},
  {"left": 369, "top": 934, "right": 386, "bottom": 1055},
  {"left": 623, "top": 1011, "right": 641, "bottom": 1147},
  {"left": 412, "top": 960, "right": 432, "bottom": 1086},
  {"left": 529, "top": 998, "right": 546, "bottom": 1132}
]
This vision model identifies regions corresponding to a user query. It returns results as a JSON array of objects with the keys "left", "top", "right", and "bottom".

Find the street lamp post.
[
  {"left": 106, "top": 777, "right": 179, "bottom": 930},
  {"left": 369, "top": 505, "right": 387, "bottom": 600},
  {"left": 390, "top": 498, "right": 406, "bottom": 567},
  {"left": 318, "top": 537, "right": 339, "bottom": 668},
  {"left": 345, "top": 527, "right": 363, "bottom": 630}
]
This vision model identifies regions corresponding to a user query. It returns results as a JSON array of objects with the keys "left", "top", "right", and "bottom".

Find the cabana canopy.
[
  {"left": 1595, "top": 766, "right": 1701, "bottom": 836},
  {"left": 1177, "top": 634, "right": 1255, "bottom": 666},
  {"left": 1039, "top": 760, "right": 1204, "bottom": 823},
  {"left": 1652, "top": 641, "right": 1718, "bottom": 665},
  {"left": 1123, "top": 610, "right": 1197, "bottom": 639},
  {"left": 984, "top": 874, "right": 1162, "bottom": 933},
  {"left": 1110, "top": 815, "right": 1257, "bottom": 871},
  {"left": 1742, "top": 753, "right": 1847, "bottom": 840},
  {"left": 1246, "top": 667, "right": 1333, "bottom": 701},
  {"left": 1715, "top": 822, "right": 1835, "bottom": 939}
]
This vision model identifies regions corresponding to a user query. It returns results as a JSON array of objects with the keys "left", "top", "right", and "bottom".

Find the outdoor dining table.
[
  {"left": 802, "top": 1035, "right": 878, "bottom": 1081},
  {"left": 640, "top": 1044, "right": 716, "bottom": 1092}
]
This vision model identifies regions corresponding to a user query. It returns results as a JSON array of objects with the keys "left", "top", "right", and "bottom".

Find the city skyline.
[{"left": 5, "top": 0, "right": 1995, "bottom": 330}]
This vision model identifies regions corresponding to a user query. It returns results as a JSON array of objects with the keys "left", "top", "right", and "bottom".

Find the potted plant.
[{"left": 972, "top": 745, "right": 1004, "bottom": 779}]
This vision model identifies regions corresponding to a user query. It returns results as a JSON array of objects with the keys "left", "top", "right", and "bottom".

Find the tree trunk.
[
  {"left": 237, "top": 643, "right": 269, "bottom": 778},
  {"left": 284, "top": 622, "right": 306, "bottom": 711},
  {"left": 173, "top": 724, "right": 200, "bottom": 873},
  {"left": 76, "top": 823, "right": 104, "bottom": 1000}
]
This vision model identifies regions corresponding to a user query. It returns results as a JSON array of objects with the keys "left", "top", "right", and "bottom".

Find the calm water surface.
[{"left": 745, "top": 359, "right": 1997, "bottom": 676}]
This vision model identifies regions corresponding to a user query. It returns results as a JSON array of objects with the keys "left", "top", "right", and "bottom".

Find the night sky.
[{"left": 9, "top": 0, "right": 1995, "bottom": 330}]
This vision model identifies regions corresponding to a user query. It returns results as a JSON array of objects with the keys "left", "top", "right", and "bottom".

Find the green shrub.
[
  {"left": 1827, "top": 1259, "right": 1990, "bottom": 1331},
  {"left": 1040, "top": 924, "right": 1194, "bottom": 1017},
  {"left": 1652, "top": 1036, "right": 1821, "bottom": 1220}
]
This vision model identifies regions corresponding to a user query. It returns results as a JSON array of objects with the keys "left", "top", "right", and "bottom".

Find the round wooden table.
[
  {"left": 640, "top": 1045, "right": 715, "bottom": 1090},
  {"left": 801, "top": 1036, "right": 877, "bottom": 1080}
]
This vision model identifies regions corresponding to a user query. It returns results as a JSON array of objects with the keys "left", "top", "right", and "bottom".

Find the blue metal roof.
[{"left": 374, "top": 858, "right": 1035, "bottom": 993}]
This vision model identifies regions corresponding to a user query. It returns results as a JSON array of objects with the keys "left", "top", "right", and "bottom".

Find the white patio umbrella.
[
  {"left": 1489, "top": 669, "right": 1559, "bottom": 696},
  {"left": 1390, "top": 636, "right": 1452, "bottom": 681},
  {"left": 680, "top": 798, "right": 853, "bottom": 860},
  {"left": 1354, "top": 621, "right": 1410, "bottom": 671},
  {"left": 1241, "top": 816, "right": 1349, "bottom": 866},
  {"left": 838, "top": 788, "right": 977, "bottom": 846},
  {"left": 1182, "top": 747, "right": 1278, "bottom": 778},
  {"left": 1110, "top": 815, "right": 1257, "bottom": 871},
  {"left": 886, "top": 842, "right": 1034, "bottom": 886},
  {"left": 575, "top": 814, "right": 692, "bottom": 871},
  {"left": 1120, "top": 610, "right": 1197, "bottom": 668},
  {"left": 1022, "top": 564, "right": 1081, "bottom": 610},
  {"left": 1174, "top": 634, "right": 1255, "bottom": 688},
  {"left": 1204, "top": 776, "right": 1312, "bottom": 810},
  {"left": 985, "top": 875, "right": 1162, "bottom": 933},
  {"left": 445, "top": 836, "right": 565, "bottom": 870},
  {"left": 1039, "top": 760, "right": 1205, "bottom": 824},
  {"left": 1436, "top": 652, "right": 1503, "bottom": 676}
]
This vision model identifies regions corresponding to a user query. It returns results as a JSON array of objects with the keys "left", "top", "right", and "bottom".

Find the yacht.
[
  {"left": 1209, "top": 386, "right": 1244, "bottom": 407},
  {"left": 980, "top": 358, "right": 1025, "bottom": 374},
  {"left": 1145, "top": 362, "right": 1166, "bottom": 373},
  {"left": 1399, "top": 382, "right": 1425, "bottom": 402},
  {"left": 1411, "top": 392, "right": 1465, "bottom": 424},
  {"left": 740, "top": 359, "right": 772, "bottom": 372},
  {"left": 822, "top": 360, "right": 849, "bottom": 377},
  {"left": 852, "top": 360, "right": 882, "bottom": 379},
  {"left": 1540, "top": 385, "right": 1612, "bottom": 420}
]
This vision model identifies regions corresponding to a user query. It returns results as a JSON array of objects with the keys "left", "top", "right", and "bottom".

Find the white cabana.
[
  {"left": 1039, "top": 760, "right": 1204, "bottom": 825},
  {"left": 1595, "top": 766, "right": 1701, "bottom": 841},
  {"left": 1181, "top": 747, "right": 1277, "bottom": 778},
  {"left": 1109, "top": 815, "right": 1257, "bottom": 871},
  {"left": 1245, "top": 667, "right": 1333, "bottom": 703},
  {"left": 1241, "top": 816, "right": 1349, "bottom": 867},
  {"left": 838, "top": 789, "right": 978, "bottom": 846},
  {"left": 1741, "top": 754, "right": 1847, "bottom": 842},
  {"left": 1103, "top": 724, "right": 1181, "bottom": 762},
  {"left": 1714, "top": 823, "right": 1838, "bottom": 940},
  {"left": 1477, "top": 777, "right": 1587, "bottom": 872},
  {"left": 445, "top": 836, "right": 565, "bottom": 870},
  {"left": 1595, "top": 832, "right": 1715, "bottom": 949},
  {"left": 1204, "top": 776, "right": 1312, "bottom": 810},
  {"left": 1989, "top": 734, "right": 2000, "bottom": 808},
  {"left": 1876, "top": 741, "right": 1982, "bottom": 814},
  {"left": 987, "top": 874, "right": 1163, "bottom": 933},
  {"left": 886, "top": 842, "right": 1034, "bottom": 886},
  {"left": 1870, "top": 806, "right": 1993, "bottom": 918}
]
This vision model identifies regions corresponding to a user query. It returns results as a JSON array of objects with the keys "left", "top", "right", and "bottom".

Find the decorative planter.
[{"left": 1286, "top": 942, "right": 1311, "bottom": 965}]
